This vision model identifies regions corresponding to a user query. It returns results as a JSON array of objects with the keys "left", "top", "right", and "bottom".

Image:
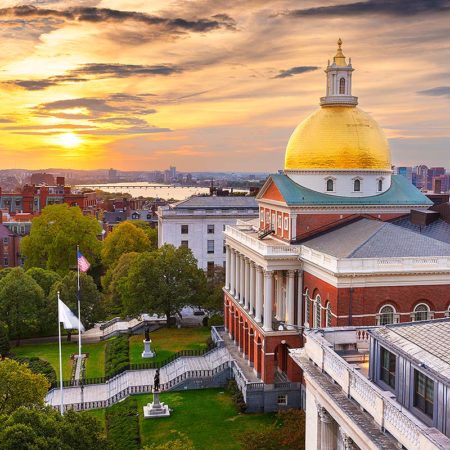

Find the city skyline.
[{"left": 0, "top": 1, "right": 449, "bottom": 171}]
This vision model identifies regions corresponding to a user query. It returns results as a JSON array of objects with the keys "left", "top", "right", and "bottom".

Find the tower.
[{"left": 321, "top": 39, "right": 358, "bottom": 107}]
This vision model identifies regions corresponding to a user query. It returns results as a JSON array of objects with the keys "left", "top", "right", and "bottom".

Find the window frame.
[
  {"left": 207, "top": 239, "right": 215, "bottom": 254},
  {"left": 413, "top": 369, "right": 434, "bottom": 419},
  {"left": 378, "top": 304, "right": 396, "bottom": 325},
  {"left": 181, "top": 224, "right": 189, "bottom": 234},
  {"left": 207, "top": 224, "right": 215, "bottom": 234},
  {"left": 180, "top": 240, "right": 189, "bottom": 248},
  {"left": 339, "top": 77, "right": 346, "bottom": 94},
  {"left": 380, "top": 346, "right": 396, "bottom": 390},
  {"left": 326, "top": 179, "right": 334, "bottom": 192},
  {"left": 413, "top": 303, "right": 430, "bottom": 321}
]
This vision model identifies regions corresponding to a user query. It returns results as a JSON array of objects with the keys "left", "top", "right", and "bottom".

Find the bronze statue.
[
  {"left": 153, "top": 369, "right": 160, "bottom": 392},
  {"left": 144, "top": 326, "right": 150, "bottom": 342}
]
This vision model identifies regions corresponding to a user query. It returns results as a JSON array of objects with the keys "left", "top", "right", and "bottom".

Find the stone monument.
[
  {"left": 143, "top": 369, "right": 170, "bottom": 418},
  {"left": 142, "top": 326, "right": 155, "bottom": 358}
]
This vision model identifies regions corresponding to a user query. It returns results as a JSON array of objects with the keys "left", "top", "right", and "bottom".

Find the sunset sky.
[{"left": 0, "top": 0, "right": 449, "bottom": 172}]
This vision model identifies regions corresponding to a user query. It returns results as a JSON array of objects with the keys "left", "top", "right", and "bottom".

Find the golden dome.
[{"left": 284, "top": 106, "right": 391, "bottom": 171}]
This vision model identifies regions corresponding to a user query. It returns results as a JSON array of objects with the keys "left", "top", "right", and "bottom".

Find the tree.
[
  {"left": 101, "top": 221, "right": 150, "bottom": 269},
  {"left": 0, "top": 268, "right": 44, "bottom": 342},
  {"left": 198, "top": 265, "right": 225, "bottom": 315},
  {"left": 0, "top": 407, "right": 110, "bottom": 450},
  {"left": 101, "top": 252, "right": 138, "bottom": 315},
  {"left": 21, "top": 204, "right": 102, "bottom": 274},
  {"left": 121, "top": 245, "right": 205, "bottom": 325},
  {"left": 0, "top": 268, "right": 13, "bottom": 283},
  {"left": 0, "top": 322, "right": 10, "bottom": 359},
  {"left": 26, "top": 267, "right": 61, "bottom": 297},
  {"left": 49, "top": 272, "right": 102, "bottom": 331},
  {"left": 132, "top": 220, "right": 158, "bottom": 250},
  {"left": 0, "top": 359, "right": 49, "bottom": 415}
]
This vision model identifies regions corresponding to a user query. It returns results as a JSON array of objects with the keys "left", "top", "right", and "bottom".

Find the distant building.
[
  {"left": 414, "top": 164, "right": 429, "bottom": 189},
  {"left": 30, "top": 172, "right": 55, "bottom": 186},
  {"left": 157, "top": 196, "right": 258, "bottom": 271},
  {"left": 108, "top": 168, "right": 118, "bottom": 183},
  {"left": 427, "top": 167, "right": 446, "bottom": 190},
  {"left": 396, "top": 166, "right": 413, "bottom": 182},
  {"left": 291, "top": 321, "right": 450, "bottom": 449},
  {"left": 0, "top": 223, "right": 20, "bottom": 268}
]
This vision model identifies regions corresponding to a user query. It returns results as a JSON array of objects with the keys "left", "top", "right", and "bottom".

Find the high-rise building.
[{"left": 396, "top": 166, "right": 413, "bottom": 183}]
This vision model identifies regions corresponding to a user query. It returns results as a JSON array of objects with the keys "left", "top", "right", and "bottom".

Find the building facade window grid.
[
  {"left": 207, "top": 224, "right": 215, "bottom": 234},
  {"left": 207, "top": 240, "right": 214, "bottom": 254},
  {"left": 181, "top": 224, "right": 188, "bottom": 234},
  {"left": 378, "top": 305, "right": 396, "bottom": 325},
  {"left": 414, "top": 303, "right": 430, "bottom": 321}
]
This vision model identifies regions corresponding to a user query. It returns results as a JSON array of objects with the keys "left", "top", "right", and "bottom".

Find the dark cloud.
[
  {"left": 273, "top": 66, "right": 319, "bottom": 79},
  {"left": 3, "top": 64, "right": 181, "bottom": 91},
  {"left": 92, "top": 117, "right": 149, "bottom": 126},
  {"left": 418, "top": 86, "right": 450, "bottom": 97},
  {"left": 0, "top": 6, "right": 236, "bottom": 33},
  {"left": 283, "top": 0, "right": 450, "bottom": 18}
]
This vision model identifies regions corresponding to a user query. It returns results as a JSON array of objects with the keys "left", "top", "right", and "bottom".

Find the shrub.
[
  {"left": 13, "top": 356, "right": 56, "bottom": 385},
  {"left": 0, "top": 321, "right": 10, "bottom": 358},
  {"left": 208, "top": 314, "right": 224, "bottom": 327},
  {"left": 105, "top": 397, "right": 140, "bottom": 450},
  {"left": 227, "top": 379, "right": 247, "bottom": 413},
  {"left": 104, "top": 336, "right": 129, "bottom": 379}
]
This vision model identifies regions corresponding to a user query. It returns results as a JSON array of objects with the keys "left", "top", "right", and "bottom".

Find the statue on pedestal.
[
  {"left": 144, "top": 326, "right": 150, "bottom": 342},
  {"left": 154, "top": 369, "right": 160, "bottom": 392},
  {"left": 142, "top": 325, "right": 154, "bottom": 358},
  {"left": 143, "top": 368, "right": 170, "bottom": 418}
]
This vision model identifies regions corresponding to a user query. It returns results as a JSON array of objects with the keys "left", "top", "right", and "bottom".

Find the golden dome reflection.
[{"left": 284, "top": 106, "right": 391, "bottom": 171}]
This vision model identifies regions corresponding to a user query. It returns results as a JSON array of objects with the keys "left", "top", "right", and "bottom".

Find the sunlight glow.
[{"left": 57, "top": 132, "right": 82, "bottom": 148}]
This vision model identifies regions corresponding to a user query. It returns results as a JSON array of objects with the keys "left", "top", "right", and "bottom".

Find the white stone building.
[
  {"left": 290, "top": 320, "right": 450, "bottom": 450},
  {"left": 157, "top": 196, "right": 258, "bottom": 271}
]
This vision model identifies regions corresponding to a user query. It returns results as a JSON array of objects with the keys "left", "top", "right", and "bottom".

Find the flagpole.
[
  {"left": 77, "top": 244, "right": 81, "bottom": 359},
  {"left": 57, "top": 291, "right": 64, "bottom": 416}
]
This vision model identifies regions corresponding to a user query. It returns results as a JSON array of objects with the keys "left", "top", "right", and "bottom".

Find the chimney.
[
  {"left": 56, "top": 176, "right": 65, "bottom": 186},
  {"left": 433, "top": 178, "right": 442, "bottom": 194}
]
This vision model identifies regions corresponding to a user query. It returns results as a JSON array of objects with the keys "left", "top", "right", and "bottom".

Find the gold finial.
[{"left": 333, "top": 38, "right": 346, "bottom": 66}]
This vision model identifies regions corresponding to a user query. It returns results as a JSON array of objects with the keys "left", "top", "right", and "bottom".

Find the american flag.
[{"left": 77, "top": 250, "right": 91, "bottom": 272}]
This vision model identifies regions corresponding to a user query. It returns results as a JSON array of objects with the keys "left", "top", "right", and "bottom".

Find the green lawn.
[
  {"left": 129, "top": 327, "right": 211, "bottom": 365},
  {"left": 11, "top": 340, "right": 106, "bottom": 380},
  {"left": 100, "top": 389, "right": 276, "bottom": 449}
]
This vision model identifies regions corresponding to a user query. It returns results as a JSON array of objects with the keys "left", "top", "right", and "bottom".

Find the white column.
[
  {"left": 244, "top": 258, "right": 250, "bottom": 310},
  {"left": 318, "top": 407, "right": 335, "bottom": 450},
  {"left": 263, "top": 270, "right": 273, "bottom": 332},
  {"left": 225, "top": 246, "right": 231, "bottom": 290},
  {"left": 239, "top": 255, "right": 245, "bottom": 304},
  {"left": 230, "top": 249, "right": 236, "bottom": 295},
  {"left": 275, "top": 272, "right": 283, "bottom": 321},
  {"left": 337, "top": 428, "right": 355, "bottom": 450},
  {"left": 297, "top": 269, "right": 303, "bottom": 326},
  {"left": 249, "top": 262, "right": 256, "bottom": 315},
  {"left": 287, "top": 270, "right": 295, "bottom": 329},
  {"left": 255, "top": 266, "right": 263, "bottom": 323},
  {"left": 235, "top": 252, "right": 240, "bottom": 300}
]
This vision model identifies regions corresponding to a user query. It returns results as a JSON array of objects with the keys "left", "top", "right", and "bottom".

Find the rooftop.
[
  {"left": 263, "top": 174, "right": 433, "bottom": 206},
  {"left": 302, "top": 218, "right": 450, "bottom": 258},
  {"left": 370, "top": 319, "right": 450, "bottom": 382},
  {"left": 172, "top": 195, "right": 258, "bottom": 210},
  {"left": 393, "top": 217, "right": 450, "bottom": 245}
]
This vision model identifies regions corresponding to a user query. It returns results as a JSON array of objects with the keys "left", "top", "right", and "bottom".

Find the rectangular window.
[
  {"left": 181, "top": 224, "right": 189, "bottom": 234},
  {"left": 207, "top": 261, "right": 215, "bottom": 276},
  {"left": 260, "top": 210, "right": 264, "bottom": 221},
  {"left": 3, "top": 258, "right": 8, "bottom": 267},
  {"left": 223, "top": 224, "right": 226, "bottom": 231},
  {"left": 277, "top": 215, "right": 282, "bottom": 229},
  {"left": 414, "top": 370, "right": 434, "bottom": 418},
  {"left": 3, "top": 238, "right": 8, "bottom": 244},
  {"left": 207, "top": 224, "right": 215, "bottom": 234},
  {"left": 277, "top": 394, "right": 287, "bottom": 405},
  {"left": 284, "top": 217, "right": 289, "bottom": 231},
  {"left": 223, "top": 240, "right": 226, "bottom": 254},
  {"left": 207, "top": 240, "right": 214, "bottom": 254},
  {"left": 180, "top": 240, "right": 189, "bottom": 248},
  {"left": 380, "top": 347, "right": 396, "bottom": 389}
]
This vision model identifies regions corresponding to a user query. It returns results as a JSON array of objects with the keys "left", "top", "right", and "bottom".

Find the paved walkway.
[
  {"left": 46, "top": 346, "right": 232, "bottom": 409},
  {"left": 219, "top": 330, "right": 260, "bottom": 382}
]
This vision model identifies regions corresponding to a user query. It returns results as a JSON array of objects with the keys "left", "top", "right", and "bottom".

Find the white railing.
[
  {"left": 304, "top": 331, "right": 447, "bottom": 450},
  {"left": 225, "top": 225, "right": 299, "bottom": 257}
]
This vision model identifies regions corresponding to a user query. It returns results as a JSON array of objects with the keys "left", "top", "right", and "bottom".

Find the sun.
[{"left": 57, "top": 132, "right": 82, "bottom": 148}]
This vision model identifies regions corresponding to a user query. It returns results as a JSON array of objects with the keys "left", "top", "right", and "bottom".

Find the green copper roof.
[{"left": 267, "top": 174, "right": 433, "bottom": 206}]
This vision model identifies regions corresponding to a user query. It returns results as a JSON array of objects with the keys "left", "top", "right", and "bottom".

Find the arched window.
[
  {"left": 339, "top": 77, "right": 346, "bottom": 94},
  {"left": 414, "top": 303, "right": 430, "bottom": 321},
  {"left": 354, "top": 179, "right": 361, "bottom": 192},
  {"left": 325, "top": 302, "right": 332, "bottom": 328},
  {"left": 326, "top": 179, "right": 334, "bottom": 192},
  {"left": 314, "top": 295, "right": 321, "bottom": 328},
  {"left": 304, "top": 289, "right": 310, "bottom": 328},
  {"left": 378, "top": 179, "right": 383, "bottom": 192},
  {"left": 379, "top": 305, "right": 396, "bottom": 325}
]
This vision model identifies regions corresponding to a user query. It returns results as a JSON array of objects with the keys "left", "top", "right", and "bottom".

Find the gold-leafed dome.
[{"left": 284, "top": 106, "right": 391, "bottom": 171}]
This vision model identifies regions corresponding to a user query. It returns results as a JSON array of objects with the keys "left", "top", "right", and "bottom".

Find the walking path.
[{"left": 46, "top": 346, "right": 232, "bottom": 410}]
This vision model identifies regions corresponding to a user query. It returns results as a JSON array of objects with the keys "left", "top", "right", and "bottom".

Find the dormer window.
[
  {"left": 378, "top": 179, "right": 383, "bottom": 192},
  {"left": 326, "top": 179, "right": 334, "bottom": 192}
]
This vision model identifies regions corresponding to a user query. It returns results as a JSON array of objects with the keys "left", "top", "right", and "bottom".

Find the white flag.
[{"left": 58, "top": 299, "right": 85, "bottom": 332}]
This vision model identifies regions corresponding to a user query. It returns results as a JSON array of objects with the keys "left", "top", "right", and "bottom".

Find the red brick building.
[{"left": 223, "top": 41, "right": 450, "bottom": 385}]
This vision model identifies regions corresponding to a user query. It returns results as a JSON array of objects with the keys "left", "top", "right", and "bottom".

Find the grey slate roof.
[
  {"left": 302, "top": 218, "right": 450, "bottom": 258},
  {"left": 393, "top": 217, "right": 450, "bottom": 245},
  {"left": 172, "top": 196, "right": 258, "bottom": 210},
  {"left": 370, "top": 319, "right": 450, "bottom": 382},
  {"left": 0, "top": 224, "right": 14, "bottom": 238}
]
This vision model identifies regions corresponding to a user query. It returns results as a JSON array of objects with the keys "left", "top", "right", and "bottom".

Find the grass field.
[
  {"left": 11, "top": 340, "right": 106, "bottom": 380},
  {"left": 129, "top": 327, "right": 211, "bottom": 364},
  {"left": 98, "top": 389, "right": 276, "bottom": 449}
]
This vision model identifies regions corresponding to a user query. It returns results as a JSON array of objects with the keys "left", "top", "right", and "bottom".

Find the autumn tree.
[
  {"left": 101, "top": 221, "right": 150, "bottom": 269},
  {"left": 21, "top": 204, "right": 101, "bottom": 274},
  {"left": 121, "top": 245, "right": 206, "bottom": 325},
  {"left": 0, "top": 359, "right": 49, "bottom": 415},
  {"left": 0, "top": 268, "right": 44, "bottom": 342}
]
